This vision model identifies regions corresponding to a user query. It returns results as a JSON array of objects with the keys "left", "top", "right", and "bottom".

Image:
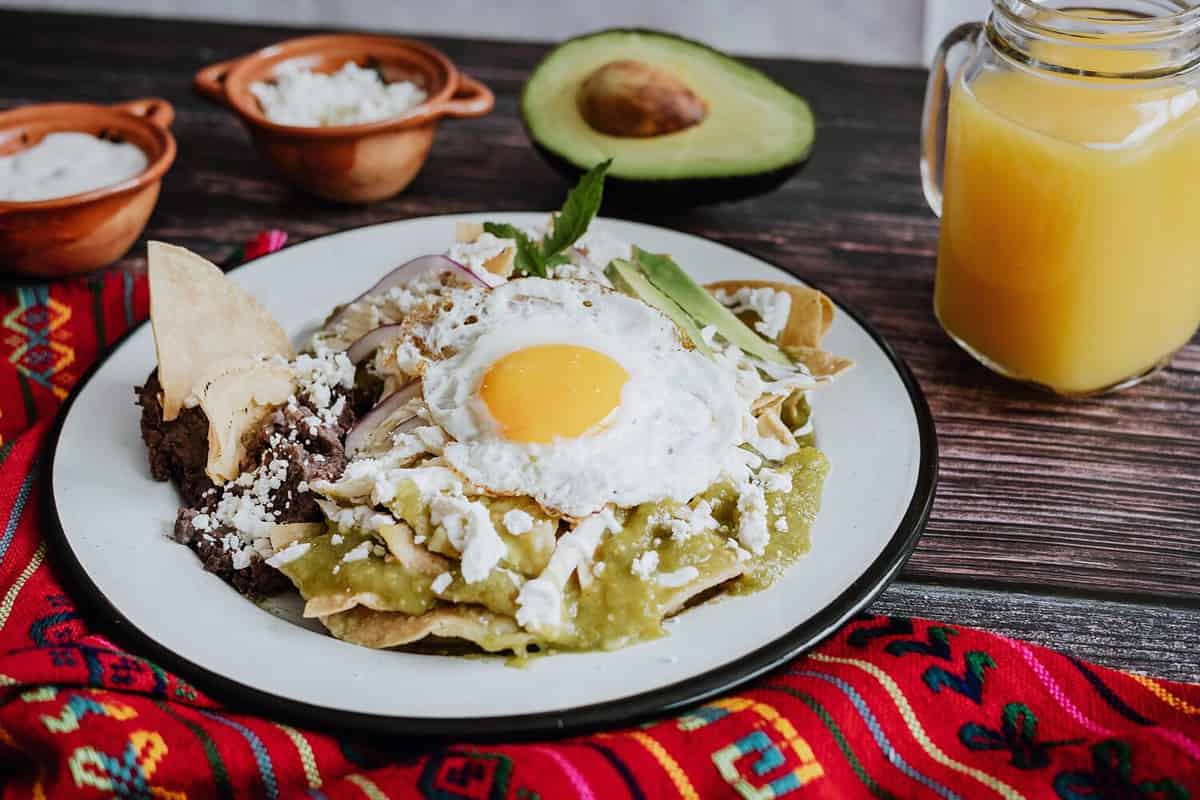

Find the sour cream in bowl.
[
  {"left": 0, "top": 98, "right": 176, "bottom": 277},
  {"left": 0, "top": 131, "right": 149, "bottom": 203}
]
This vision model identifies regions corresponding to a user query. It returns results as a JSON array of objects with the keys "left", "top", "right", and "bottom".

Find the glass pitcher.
[{"left": 922, "top": 0, "right": 1200, "bottom": 395}]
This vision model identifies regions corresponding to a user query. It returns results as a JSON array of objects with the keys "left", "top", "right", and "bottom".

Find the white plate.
[{"left": 48, "top": 215, "right": 936, "bottom": 735}]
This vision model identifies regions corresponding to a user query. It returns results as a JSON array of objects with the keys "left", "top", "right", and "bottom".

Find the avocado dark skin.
[
  {"left": 528, "top": 138, "right": 808, "bottom": 209},
  {"left": 521, "top": 29, "right": 814, "bottom": 209}
]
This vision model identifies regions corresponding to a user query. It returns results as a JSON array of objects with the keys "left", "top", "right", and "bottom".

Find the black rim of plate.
[{"left": 44, "top": 219, "right": 938, "bottom": 739}]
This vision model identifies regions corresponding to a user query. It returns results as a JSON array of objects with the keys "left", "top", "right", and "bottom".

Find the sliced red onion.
[
  {"left": 345, "top": 381, "right": 422, "bottom": 457},
  {"left": 346, "top": 324, "right": 405, "bottom": 365},
  {"left": 328, "top": 254, "right": 497, "bottom": 328}
]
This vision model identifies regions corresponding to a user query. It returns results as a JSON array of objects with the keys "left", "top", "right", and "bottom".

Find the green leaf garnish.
[
  {"left": 483, "top": 223, "right": 544, "bottom": 277},
  {"left": 541, "top": 159, "right": 611, "bottom": 257},
  {"left": 483, "top": 159, "right": 612, "bottom": 278}
]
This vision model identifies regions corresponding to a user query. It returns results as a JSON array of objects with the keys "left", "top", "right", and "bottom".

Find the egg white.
[{"left": 416, "top": 278, "right": 743, "bottom": 518}]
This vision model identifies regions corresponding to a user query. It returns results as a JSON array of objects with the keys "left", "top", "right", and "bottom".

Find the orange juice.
[{"left": 934, "top": 49, "right": 1200, "bottom": 394}]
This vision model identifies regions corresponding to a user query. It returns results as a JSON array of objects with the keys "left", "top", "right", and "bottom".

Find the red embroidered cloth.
[{"left": 0, "top": 234, "right": 1197, "bottom": 799}]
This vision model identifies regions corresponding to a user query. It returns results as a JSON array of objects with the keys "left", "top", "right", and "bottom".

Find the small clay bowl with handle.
[
  {"left": 0, "top": 98, "right": 176, "bottom": 278},
  {"left": 194, "top": 34, "right": 495, "bottom": 204}
]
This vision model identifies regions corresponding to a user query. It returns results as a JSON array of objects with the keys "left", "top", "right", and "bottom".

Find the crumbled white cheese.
[
  {"left": 314, "top": 270, "right": 447, "bottom": 352},
  {"left": 662, "top": 499, "right": 719, "bottom": 542},
  {"left": 316, "top": 461, "right": 461, "bottom": 509},
  {"left": 341, "top": 541, "right": 373, "bottom": 563},
  {"left": 191, "top": 513, "right": 214, "bottom": 532},
  {"left": 330, "top": 533, "right": 344, "bottom": 545},
  {"left": 448, "top": 232, "right": 514, "bottom": 279},
  {"left": 386, "top": 424, "right": 447, "bottom": 465},
  {"left": 431, "top": 572, "right": 453, "bottom": 594},
  {"left": 657, "top": 566, "right": 700, "bottom": 588},
  {"left": 318, "top": 500, "right": 394, "bottom": 534},
  {"left": 516, "top": 508, "right": 619, "bottom": 631},
  {"left": 725, "top": 538, "right": 752, "bottom": 562},
  {"left": 714, "top": 287, "right": 793, "bottom": 341},
  {"left": 389, "top": 340, "right": 426, "bottom": 378},
  {"left": 429, "top": 494, "right": 505, "bottom": 583},
  {"left": 572, "top": 230, "right": 632, "bottom": 274},
  {"left": 250, "top": 61, "right": 428, "bottom": 127},
  {"left": 502, "top": 509, "right": 534, "bottom": 535},
  {"left": 737, "top": 481, "right": 770, "bottom": 555},
  {"left": 759, "top": 468, "right": 793, "bottom": 494},
  {"left": 774, "top": 516, "right": 790, "bottom": 533},
  {"left": 210, "top": 457, "right": 290, "bottom": 540},
  {"left": 288, "top": 349, "right": 355, "bottom": 428},
  {"left": 265, "top": 541, "right": 310, "bottom": 568},
  {"left": 514, "top": 579, "right": 561, "bottom": 633},
  {"left": 631, "top": 551, "right": 660, "bottom": 579},
  {"left": 230, "top": 548, "right": 253, "bottom": 570}
]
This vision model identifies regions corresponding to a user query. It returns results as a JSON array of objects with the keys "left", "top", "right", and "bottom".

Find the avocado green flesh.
[
  {"left": 522, "top": 29, "right": 815, "bottom": 181},
  {"left": 606, "top": 259, "right": 711, "bottom": 354},
  {"left": 633, "top": 247, "right": 791, "bottom": 366},
  {"left": 278, "top": 447, "right": 825, "bottom": 654}
]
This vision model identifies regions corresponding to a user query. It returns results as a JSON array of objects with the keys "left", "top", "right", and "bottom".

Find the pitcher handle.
[{"left": 921, "top": 21, "right": 981, "bottom": 218}]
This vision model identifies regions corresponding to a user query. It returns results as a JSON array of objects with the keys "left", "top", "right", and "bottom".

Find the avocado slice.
[
  {"left": 521, "top": 29, "right": 815, "bottom": 207},
  {"left": 606, "top": 259, "right": 712, "bottom": 355},
  {"left": 632, "top": 247, "right": 791, "bottom": 366}
]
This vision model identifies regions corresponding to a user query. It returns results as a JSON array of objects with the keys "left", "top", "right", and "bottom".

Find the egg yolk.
[{"left": 480, "top": 345, "right": 628, "bottom": 443}]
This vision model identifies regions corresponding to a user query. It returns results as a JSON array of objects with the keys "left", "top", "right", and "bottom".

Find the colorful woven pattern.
[{"left": 0, "top": 241, "right": 1197, "bottom": 798}]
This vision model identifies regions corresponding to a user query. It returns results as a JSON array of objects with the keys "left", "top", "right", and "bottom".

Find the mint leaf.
[
  {"left": 541, "top": 159, "right": 611, "bottom": 258},
  {"left": 483, "top": 222, "right": 545, "bottom": 277},
  {"left": 482, "top": 159, "right": 611, "bottom": 279},
  {"left": 544, "top": 252, "right": 571, "bottom": 269}
]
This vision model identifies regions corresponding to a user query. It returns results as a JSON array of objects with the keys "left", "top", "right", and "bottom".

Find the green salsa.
[{"left": 277, "top": 447, "right": 827, "bottom": 653}]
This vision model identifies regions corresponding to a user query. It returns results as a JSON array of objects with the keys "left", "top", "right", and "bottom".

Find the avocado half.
[{"left": 521, "top": 29, "right": 815, "bottom": 207}]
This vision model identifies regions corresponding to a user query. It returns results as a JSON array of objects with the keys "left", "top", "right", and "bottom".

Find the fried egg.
[{"left": 412, "top": 278, "right": 742, "bottom": 518}]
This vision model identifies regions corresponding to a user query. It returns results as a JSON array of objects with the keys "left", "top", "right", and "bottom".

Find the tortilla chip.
[
  {"left": 268, "top": 522, "right": 324, "bottom": 551},
  {"left": 455, "top": 221, "right": 484, "bottom": 243},
  {"left": 303, "top": 591, "right": 389, "bottom": 618},
  {"left": 782, "top": 345, "right": 855, "bottom": 379},
  {"left": 705, "top": 280, "right": 834, "bottom": 349},
  {"left": 197, "top": 359, "right": 295, "bottom": 482},
  {"left": 321, "top": 605, "right": 534, "bottom": 653},
  {"left": 454, "top": 221, "right": 515, "bottom": 278},
  {"left": 662, "top": 559, "right": 746, "bottom": 616},
  {"left": 148, "top": 242, "right": 293, "bottom": 421},
  {"left": 756, "top": 403, "right": 796, "bottom": 450},
  {"left": 377, "top": 521, "right": 449, "bottom": 576},
  {"left": 484, "top": 247, "right": 516, "bottom": 279}
]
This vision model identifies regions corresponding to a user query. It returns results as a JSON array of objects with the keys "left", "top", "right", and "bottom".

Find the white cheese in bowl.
[
  {"left": 250, "top": 61, "right": 429, "bottom": 127},
  {"left": 0, "top": 131, "right": 148, "bottom": 202}
]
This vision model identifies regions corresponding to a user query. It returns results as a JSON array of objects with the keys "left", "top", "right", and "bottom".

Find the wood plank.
[
  {"left": 1, "top": 10, "right": 1197, "bottom": 617},
  {"left": 874, "top": 581, "right": 1200, "bottom": 683}
]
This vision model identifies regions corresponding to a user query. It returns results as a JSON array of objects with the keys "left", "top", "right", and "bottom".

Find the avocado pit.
[{"left": 578, "top": 59, "right": 707, "bottom": 138}]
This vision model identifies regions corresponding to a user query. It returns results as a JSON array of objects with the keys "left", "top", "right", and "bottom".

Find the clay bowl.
[
  {"left": 0, "top": 98, "right": 176, "bottom": 278},
  {"left": 194, "top": 34, "right": 495, "bottom": 204}
]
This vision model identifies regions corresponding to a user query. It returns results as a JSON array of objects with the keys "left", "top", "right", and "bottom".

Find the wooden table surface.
[{"left": 4, "top": 10, "right": 1198, "bottom": 680}]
